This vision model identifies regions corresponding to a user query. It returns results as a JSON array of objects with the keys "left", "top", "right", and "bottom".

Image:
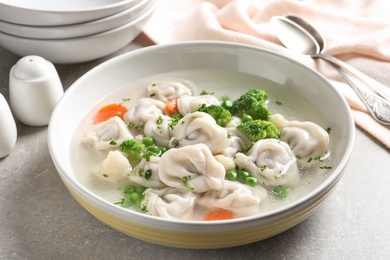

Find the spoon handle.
[
  {"left": 331, "top": 63, "right": 390, "bottom": 125},
  {"left": 317, "top": 53, "right": 390, "bottom": 102}
]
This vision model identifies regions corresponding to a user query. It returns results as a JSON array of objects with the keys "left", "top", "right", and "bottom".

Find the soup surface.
[{"left": 71, "top": 69, "right": 334, "bottom": 221}]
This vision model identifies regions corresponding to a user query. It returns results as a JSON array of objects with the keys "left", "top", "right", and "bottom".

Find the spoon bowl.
[
  {"left": 270, "top": 16, "right": 321, "bottom": 56},
  {"left": 271, "top": 15, "right": 390, "bottom": 125},
  {"left": 284, "top": 15, "right": 326, "bottom": 53}
]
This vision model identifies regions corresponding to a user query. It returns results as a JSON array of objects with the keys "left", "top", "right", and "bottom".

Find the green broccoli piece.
[
  {"left": 237, "top": 119, "right": 280, "bottom": 142},
  {"left": 229, "top": 89, "right": 271, "bottom": 120},
  {"left": 119, "top": 139, "right": 145, "bottom": 166},
  {"left": 197, "top": 104, "right": 232, "bottom": 127}
]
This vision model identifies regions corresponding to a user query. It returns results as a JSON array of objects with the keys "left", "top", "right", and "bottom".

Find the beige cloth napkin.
[{"left": 142, "top": 0, "right": 390, "bottom": 150}]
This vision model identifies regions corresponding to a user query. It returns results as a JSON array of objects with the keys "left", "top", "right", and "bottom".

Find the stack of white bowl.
[{"left": 0, "top": 0, "right": 158, "bottom": 64}]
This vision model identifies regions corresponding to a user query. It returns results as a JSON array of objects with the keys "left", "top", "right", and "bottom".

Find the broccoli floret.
[
  {"left": 119, "top": 139, "right": 145, "bottom": 166},
  {"left": 229, "top": 89, "right": 271, "bottom": 120},
  {"left": 197, "top": 104, "right": 232, "bottom": 127},
  {"left": 236, "top": 119, "right": 280, "bottom": 142}
]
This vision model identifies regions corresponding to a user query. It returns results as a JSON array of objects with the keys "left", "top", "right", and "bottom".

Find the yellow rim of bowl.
[{"left": 65, "top": 180, "right": 336, "bottom": 249}]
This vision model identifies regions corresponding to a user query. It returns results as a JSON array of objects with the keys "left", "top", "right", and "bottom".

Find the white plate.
[
  {"left": 0, "top": 0, "right": 152, "bottom": 39},
  {"left": 0, "top": 0, "right": 158, "bottom": 64},
  {"left": 0, "top": 0, "right": 141, "bottom": 26}
]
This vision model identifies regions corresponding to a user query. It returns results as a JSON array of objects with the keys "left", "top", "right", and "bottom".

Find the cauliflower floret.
[{"left": 93, "top": 150, "right": 131, "bottom": 183}]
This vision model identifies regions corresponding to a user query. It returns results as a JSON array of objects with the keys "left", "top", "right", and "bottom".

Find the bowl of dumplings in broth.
[{"left": 48, "top": 41, "right": 354, "bottom": 249}]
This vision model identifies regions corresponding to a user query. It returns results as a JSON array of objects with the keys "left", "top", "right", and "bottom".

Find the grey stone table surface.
[{"left": 1, "top": 36, "right": 390, "bottom": 260}]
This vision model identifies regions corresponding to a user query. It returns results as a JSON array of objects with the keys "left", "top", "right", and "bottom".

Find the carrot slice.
[
  {"left": 165, "top": 99, "right": 179, "bottom": 115},
  {"left": 95, "top": 103, "right": 128, "bottom": 124},
  {"left": 204, "top": 209, "right": 235, "bottom": 221}
]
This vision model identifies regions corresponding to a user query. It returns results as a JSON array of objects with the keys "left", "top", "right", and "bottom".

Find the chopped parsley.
[
  {"left": 199, "top": 90, "right": 214, "bottom": 95},
  {"left": 144, "top": 169, "right": 152, "bottom": 180},
  {"left": 182, "top": 175, "right": 195, "bottom": 191},
  {"left": 119, "top": 98, "right": 131, "bottom": 105},
  {"left": 109, "top": 138, "right": 117, "bottom": 145},
  {"left": 171, "top": 139, "right": 180, "bottom": 148},
  {"left": 156, "top": 115, "right": 163, "bottom": 124},
  {"left": 168, "top": 112, "right": 182, "bottom": 130}
]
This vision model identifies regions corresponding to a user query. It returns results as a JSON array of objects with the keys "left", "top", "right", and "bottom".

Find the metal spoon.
[{"left": 270, "top": 15, "right": 390, "bottom": 125}]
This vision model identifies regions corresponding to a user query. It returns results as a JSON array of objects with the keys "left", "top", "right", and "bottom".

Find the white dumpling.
[
  {"left": 146, "top": 78, "right": 195, "bottom": 103},
  {"left": 177, "top": 95, "right": 219, "bottom": 116},
  {"left": 143, "top": 114, "right": 173, "bottom": 147},
  {"left": 129, "top": 156, "right": 166, "bottom": 188},
  {"left": 159, "top": 143, "right": 226, "bottom": 193},
  {"left": 83, "top": 116, "right": 133, "bottom": 151},
  {"left": 221, "top": 127, "right": 251, "bottom": 158},
  {"left": 93, "top": 150, "right": 131, "bottom": 184},
  {"left": 197, "top": 180, "right": 267, "bottom": 217},
  {"left": 124, "top": 98, "right": 166, "bottom": 128},
  {"left": 169, "top": 112, "right": 229, "bottom": 154},
  {"left": 235, "top": 139, "right": 299, "bottom": 187},
  {"left": 280, "top": 120, "right": 330, "bottom": 162},
  {"left": 141, "top": 187, "right": 198, "bottom": 220}
]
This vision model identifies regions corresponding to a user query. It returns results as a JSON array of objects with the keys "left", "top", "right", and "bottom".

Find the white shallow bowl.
[
  {"left": 0, "top": 0, "right": 141, "bottom": 26},
  {"left": 0, "top": 0, "right": 157, "bottom": 64},
  {"left": 48, "top": 42, "right": 355, "bottom": 249},
  {"left": 0, "top": 0, "right": 152, "bottom": 39}
]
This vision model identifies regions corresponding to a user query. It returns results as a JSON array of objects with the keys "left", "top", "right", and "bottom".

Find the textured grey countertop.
[{"left": 1, "top": 37, "right": 390, "bottom": 260}]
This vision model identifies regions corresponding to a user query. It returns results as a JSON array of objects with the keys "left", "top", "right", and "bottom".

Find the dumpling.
[
  {"left": 280, "top": 120, "right": 330, "bottom": 163},
  {"left": 124, "top": 98, "right": 166, "bottom": 129},
  {"left": 93, "top": 150, "right": 131, "bottom": 184},
  {"left": 129, "top": 156, "right": 166, "bottom": 188},
  {"left": 197, "top": 180, "right": 267, "bottom": 217},
  {"left": 146, "top": 78, "right": 195, "bottom": 103},
  {"left": 143, "top": 114, "right": 173, "bottom": 147},
  {"left": 221, "top": 127, "right": 252, "bottom": 158},
  {"left": 141, "top": 187, "right": 198, "bottom": 220},
  {"left": 235, "top": 139, "right": 299, "bottom": 187},
  {"left": 169, "top": 111, "right": 229, "bottom": 154},
  {"left": 83, "top": 116, "right": 133, "bottom": 151},
  {"left": 177, "top": 95, "right": 219, "bottom": 116},
  {"left": 159, "top": 143, "right": 226, "bottom": 193}
]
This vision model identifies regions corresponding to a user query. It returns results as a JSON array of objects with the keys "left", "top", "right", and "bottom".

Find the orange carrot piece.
[
  {"left": 165, "top": 99, "right": 179, "bottom": 115},
  {"left": 204, "top": 209, "right": 235, "bottom": 221},
  {"left": 95, "top": 103, "right": 128, "bottom": 124}
]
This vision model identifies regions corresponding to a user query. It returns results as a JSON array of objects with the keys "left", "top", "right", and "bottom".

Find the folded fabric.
[{"left": 142, "top": 0, "right": 390, "bottom": 149}]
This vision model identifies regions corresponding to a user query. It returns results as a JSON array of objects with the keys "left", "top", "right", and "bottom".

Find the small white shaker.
[
  {"left": 0, "top": 93, "right": 17, "bottom": 158},
  {"left": 9, "top": 55, "right": 64, "bottom": 126}
]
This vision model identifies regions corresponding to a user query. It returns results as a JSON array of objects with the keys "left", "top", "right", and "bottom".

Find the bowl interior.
[{"left": 48, "top": 42, "right": 354, "bottom": 246}]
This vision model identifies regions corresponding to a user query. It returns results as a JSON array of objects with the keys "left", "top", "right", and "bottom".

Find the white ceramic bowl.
[
  {"left": 0, "top": 0, "right": 142, "bottom": 26},
  {"left": 48, "top": 42, "right": 355, "bottom": 249},
  {"left": 0, "top": 0, "right": 152, "bottom": 39},
  {"left": 0, "top": 0, "right": 157, "bottom": 64}
]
